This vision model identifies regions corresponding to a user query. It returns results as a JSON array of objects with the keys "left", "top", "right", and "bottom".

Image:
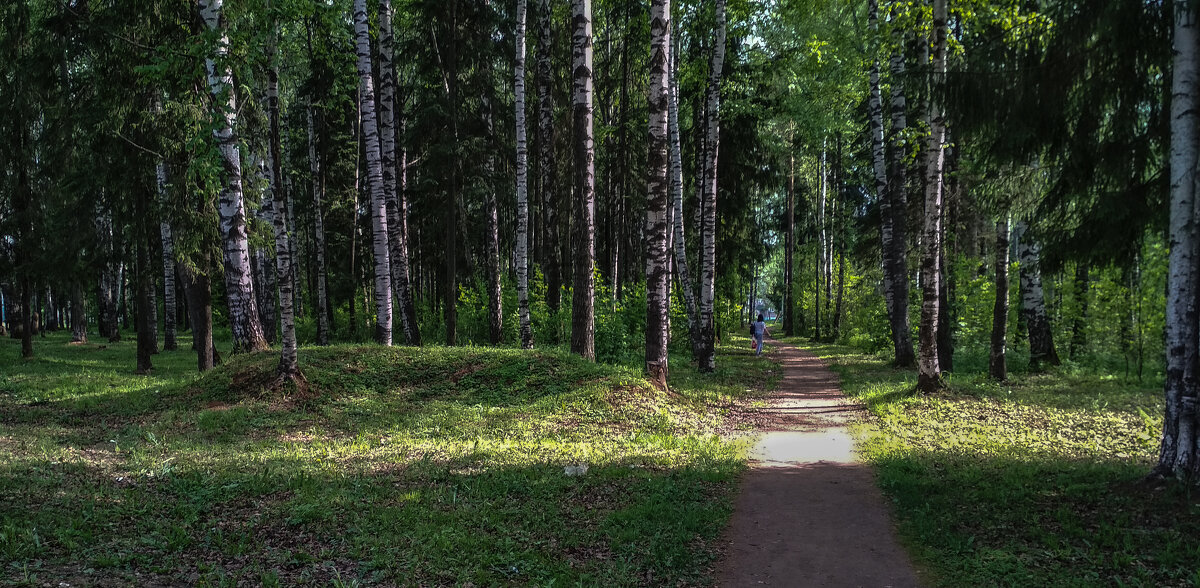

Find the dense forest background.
[{"left": 0, "top": 0, "right": 1195, "bottom": 478}]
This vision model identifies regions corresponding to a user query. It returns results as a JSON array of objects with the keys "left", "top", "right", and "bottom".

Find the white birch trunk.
[
  {"left": 989, "top": 217, "right": 1009, "bottom": 381},
  {"left": 569, "top": 0, "right": 597, "bottom": 360},
  {"left": 267, "top": 34, "right": 298, "bottom": 377},
  {"left": 916, "top": 0, "right": 947, "bottom": 392},
  {"left": 669, "top": 29, "right": 700, "bottom": 358},
  {"left": 516, "top": 0, "right": 534, "bottom": 349},
  {"left": 352, "top": 0, "right": 393, "bottom": 345},
  {"left": 1161, "top": 0, "right": 1200, "bottom": 479},
  {"left": 888, "top": 25, "right": 915, "bottom": 367},
  {"left": 199, "top": 0, "right": 267, "bottom": 353},
  {"left": 537, "top": 0, "right": 561, "bottom": 313},
  {"left": 645, "top": 0, "right": 671, "bottom": 389},
  {"left": 156, "top": 152, "right": 177, "bottom": 351},
  {"left": 307, "top": 106, "right": 330, "bottom": 346},
  {"left": 483, "top": 94, "right": 503, "bottom": 345},
  {"left": 698, "top": 0, "right": 726, "bottom": 372},
  {"left": 1014, "top": 222, "right": 1059, "bottom": 370},
  {"left": 378, "top": 0, "right": 418, "bottom": 347}
]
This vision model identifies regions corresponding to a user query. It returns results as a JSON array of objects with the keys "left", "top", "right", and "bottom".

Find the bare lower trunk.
[
  {"left": 916, "top": 0, "right": 947, "bottom": 393},
  {"left": 537, "top": 0, "right": 561, "bottom": 313},
  {"left": 1159, "top": 0, "right": 1200, "bottom": 480},
  {"left": 180, "top": 259, "right": 214, "bottom": 372},
  {"left": 888, "top": 26, "right": 915, "bottom": 367},
  {"left": 379, "top": 0, "right": 417, "bottom": 347},
  {"left": 156, "top": 159, "right": 177, "bottom": 351},
  {"left": 645, "top": 0, "right": 671, "bottom": 389},
  {"left": 483, "top": 94, "right": 503, "bottom": 346},
  {"left": 307, "top": 106, "right": 331, "bottom": 345},
  {"left": 989, "top": 219, "right": 1009, "bottom": 381},
  {"left": 136, "top": 234, "right": 155, "bottom": 374},
  {"left": 669, "top": 34, "right": 700, "bottom": 358},
  {"left": 1016, "top": 222, "right": 1060, "bottom": 371},
  {"left": 515, "top": 0, "right": 534, "bottom": 349},
  {"left": 71, "top": 284, "right": 87, "bottom": 343},
  {"left": 697, "top": 0, "right": 726, "bottom": 372},
  {"left": 569, "top": 0, "right": 597, "bottom": 360},
  {"left": 352, "top": 0, "right": 393, "bottom": 345},
  {"left": 199, "top": 0, "right": 268, "bottom": 353},
  {"left": 269, "top": 35, "right": 299, "bottom": 379}
]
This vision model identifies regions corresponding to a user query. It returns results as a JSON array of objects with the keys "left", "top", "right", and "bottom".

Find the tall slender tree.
[
  {"left": 198, "top": 0, "right": 268, "bottom": 353},
  {"left": 268, "top": 18, "right": 299, "bottom": 379},
  {"left": 668, "top": 31, "right": 700, "bottom": 357},
  {"left": 917, "top": 0, "right": 948, "bottom": 393},
  {"left": 697, "top": 0, "right": 727, "bottom": 372},
  {"left": 989, "top": 217, "right": 1009, "bottom": 381},
  {"left": 515, "top": 0, "right": 534, "bottom": 349},
  {"left": 379, "top": 0, "right": 418, "bottom": 346},
  {"left": 537, "top": 0, "right": 561, "bottom": 313},
  {"left": 1159, "top": 0, "right": 1200, "bottom": 480},
  {"left": 888, "top": 14, "right": 915, "bottom": 367},
  {"left": 645, "top": 0, "right": 671, "bottom": 389},
  {"left": 307, "top": 106, "right": 330, "bottom": 345},
  {"left": 352, "top": 0, "right": 393, "bottom": 345},
  {"left": 570, "top": 0, "right": 597, "bottom": 360},
  {"left": 1016, "top": 222, "right": 1059, "bottom": 370}
]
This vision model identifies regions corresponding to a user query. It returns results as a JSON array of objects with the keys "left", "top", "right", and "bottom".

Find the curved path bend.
[{"left": 717, "top": 337, "right": 925, "bottom": 587}]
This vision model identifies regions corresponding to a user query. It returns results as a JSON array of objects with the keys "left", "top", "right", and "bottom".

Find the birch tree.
[
  {"left": 1159, "top": 0, "right": 1200, "bottom": 481},
  {"left": 989, "top": 218, "right": 1009, "bottom": 381},
  {"left": 199, "top": 0, "right": 268, "bottom": 353},
  {"left": 515, "top": 0, "right": 534, "bottom": 349},
  {"left": 307, "top": 106, "right": 330, "bottom": 346},
  {"left": 645, "top": 0, "right": 671, "bottom": 389},
  {"left": 268, "top": 25, "right": 299, "bottom": 379},
  {"left": 888, "top": 16, "right": 915, "bottom": 367},
  {"left": 155, "top": 122, "right": 177, "bottom": 352},
  {"left": 916, "top": 0, "right": 948, "bottom": 393},
  {"left": 669, "top": 31, "right": 700, "bottom": 358},
  {"left": 537, "top": 0, "right": 561, "bottom": 313},
  {"left": 1015, "top": 222, "right": 1059, "bottom": 370},
  {"left": 698, "top": 0, "right": 727, "bottom": 373},
  {"left": 484, "top": 93, "right": 503, "bottom": 345},
  {"left": 352, "top": 0, "right": 393, "bottom": 345},
  {"left": 379, "top": 0, "right": 418, "bottom": 346},
  {"left": 570, "top": 0, "right": 596, "bottom": 361}
]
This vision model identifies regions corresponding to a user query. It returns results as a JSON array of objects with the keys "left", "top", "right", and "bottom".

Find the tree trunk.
[
  {"left": 379, "top": 0, "right": 418, "bottom": 347},
  {"left": 1015, "top": 222, "right": 1060, "bottom": 371},
  {"left": 135, "top": 228, "right": 154, "bottom": 374},
  {"left": 833, "top": 200, "right": 846, "bottom": 340},
  {"left": 199, "top": 0, "right": 268, "bottom": 353},
  {"left": 1070, "top": 263, "right": 1089, "bottom": 359},
  {"left": 887, "top": 29, "right": 915, "bottom": 367},
  {"left": 516, "top": 0, "right": 534, "bottom": 349},
  {"left": 1160, "top": 0, "right": 1200, "bottom": 480},
  {"left": 784, "top": 148, "right": 795, "bottom": 337},
  {"left": 989, "top": 218, "right": 1009, "bottom": 381},
  {"left": 645, "top": 0, "right": 671, "bottom": 389},
  {"left": 916, "top": 0, "right": 948, "bottom": 393},
  {"left": 71, "top": 284, "right": 86, "bottom": 343},
  {"left": 352, "top": 0, "right": 393, "bottom": 345},
  {"left": 537, "top": 0, "right": 561, "bottom": 313},
  {"left": 445, "top": 3, "right": 459, "bottom": 347},
  {"left": 482, "top": 90, "right": 504, "bottom": 346},
  {"left": 180, "top": 259, "right": 214, "bottom": 372},
  {"left": 669, "top": 32, "right": 701, "bottom": 358},
  {"left": 570, "top": 0, "right": 597, "bottom": 361},
  {"left": 254, "top": 157, "right": 278, "bottom": 345},
  {"left": 307, "top": 106, "right": 331, "bottom": 346},
  {"left": 156, "top": 159, "right": 177, "bottom": 351},
  {"left": 268, "top": 32, "right": 299, "bottom": 379},
  {"left": 697, "top": 0, "right": 726, "bottom": 372}
]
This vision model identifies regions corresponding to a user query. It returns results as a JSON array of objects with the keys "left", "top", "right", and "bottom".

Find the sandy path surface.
[{"left": 716, "top": 337, "right": 925, "bottom": 587}]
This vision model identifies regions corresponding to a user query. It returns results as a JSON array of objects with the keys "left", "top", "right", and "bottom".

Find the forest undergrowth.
[
  {"left": 0, "top": 332, "right": 777, "bottom": 586},
  {"left": 791, "top": 338, "right": 1200, "bottom": 588}
]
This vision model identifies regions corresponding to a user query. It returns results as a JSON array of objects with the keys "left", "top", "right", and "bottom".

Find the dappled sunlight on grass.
[
  {"left": 0, "top": 331, "right": 773, "bottom": 585},
  {"left": 786, "top": 337, "right": 1200, "bottom": 588}
]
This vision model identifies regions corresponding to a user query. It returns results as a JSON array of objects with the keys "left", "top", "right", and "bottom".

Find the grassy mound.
[
  {"left": 0, "top": 333, "right": 775, "bottom": 586},
  {"left": 794, "top": 339, "right": 1200, "bottom": 588}
]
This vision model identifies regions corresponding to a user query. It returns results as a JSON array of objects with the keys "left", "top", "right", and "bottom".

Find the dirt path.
[{"left": 716, "top": 337, "right": 925, "bottom": 587}]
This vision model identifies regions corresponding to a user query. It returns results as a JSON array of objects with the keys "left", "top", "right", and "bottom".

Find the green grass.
[
  {"left": 785, "top": 338, "right": 1200, "bottom": 588},
  {"left": 0, "top": 331, "right": 777, "bottom": 586}
]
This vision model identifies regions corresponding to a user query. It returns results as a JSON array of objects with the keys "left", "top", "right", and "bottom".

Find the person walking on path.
[{"left": 751, "top": 314, "right": 769, "bottom": 356}]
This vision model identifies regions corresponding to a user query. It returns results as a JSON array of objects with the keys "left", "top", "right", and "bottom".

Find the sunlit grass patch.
[
  {"left": 787, "top": 337, "right": 1200, "bottom": 588},
  {"left": 0, "top": 331, "right": 771, "bottom": 586}
]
